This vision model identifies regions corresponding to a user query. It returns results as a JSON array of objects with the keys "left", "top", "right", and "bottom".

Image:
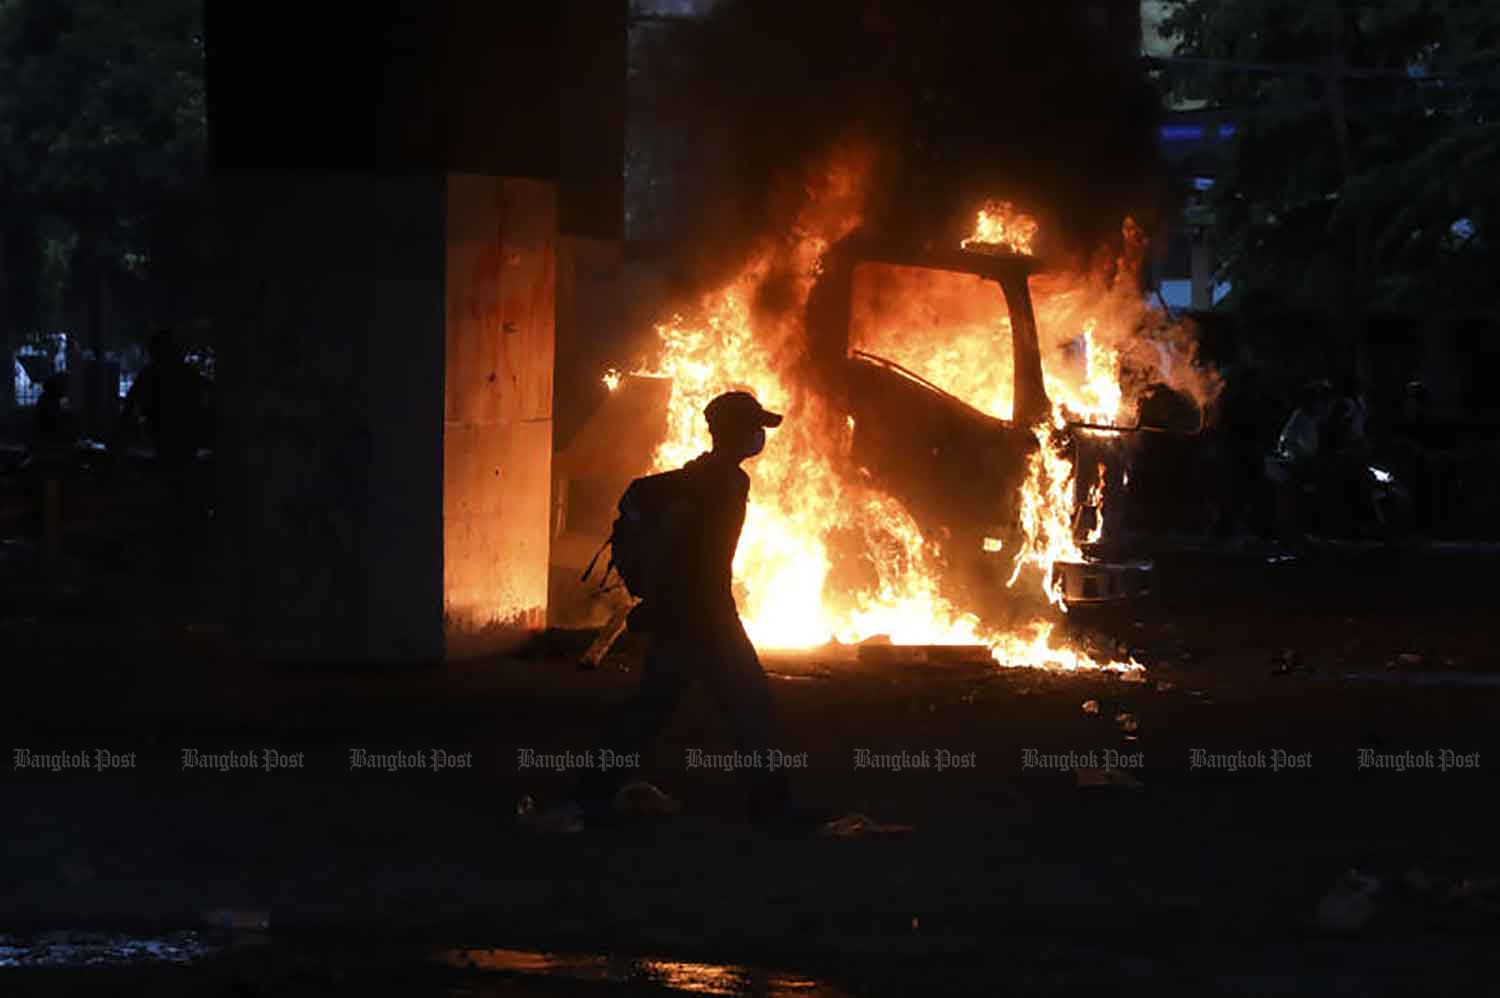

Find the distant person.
[
  {"left": 567, "top": 391, "right": 793, "bottom": 826},
  {"left": 114, "top": 329, "right": 211, "bottom": 578},
  {"left": 1323, "top": 374, "right": 1373, "bottom": 533},
  {"left": 1327, "top": 375, "right": 1370, "bottom": 457},
  {"left": 29, "top": 373, "right": 77, "bottom": 453},
  {"left": 117, "top": 329, "right": 210, "bottom": 467},
  {"left": 1266, "top": 379, "right": 1335, "bottom": 544},
  {"left": 1391, "top": 380, "right": 1437, "bottom": 531}
]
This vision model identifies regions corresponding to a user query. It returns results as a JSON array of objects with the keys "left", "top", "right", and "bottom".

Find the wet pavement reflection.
[
  {"left": 436, "top": 948, "right": 842, "bottom": 996},
  {"left": 0, "top": 934, "right": 843, "bottom": 996}
]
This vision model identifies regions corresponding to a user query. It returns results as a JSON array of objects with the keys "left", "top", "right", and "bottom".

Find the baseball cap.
[{"left": 704, "top": 390, "right": 783, "bottom": 429}]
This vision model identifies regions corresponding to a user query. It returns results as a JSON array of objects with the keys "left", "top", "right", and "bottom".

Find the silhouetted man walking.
[{"left": 573, "top": 390, "right": 789, "bottom": 824}]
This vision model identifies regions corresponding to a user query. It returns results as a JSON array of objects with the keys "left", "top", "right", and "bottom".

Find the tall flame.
[
  {"left": 615, "top": 196, "right": 1216, "bottom": 677},
  {"left": 961, "top": 200, "right": 1039, "bottom": 256}
]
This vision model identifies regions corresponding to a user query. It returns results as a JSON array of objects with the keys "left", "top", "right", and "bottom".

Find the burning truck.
[{"left": 556, "top": 200, "right": 1216, "bottom": 673}]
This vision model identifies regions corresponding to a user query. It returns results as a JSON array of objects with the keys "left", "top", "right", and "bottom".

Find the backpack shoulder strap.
[{"left": 580, "top": 537, "right": 611, "bottom": 583}]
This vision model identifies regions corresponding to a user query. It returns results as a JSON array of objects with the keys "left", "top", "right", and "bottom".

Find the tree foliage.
[
  {"left": 1161, "top": 0, "right": 1500, "bottom": 316},
  {"left": 0, "top": 0, "right": 205, "bottom": 346}
]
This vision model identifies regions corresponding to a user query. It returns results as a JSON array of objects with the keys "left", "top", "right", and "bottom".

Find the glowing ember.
[
  {"left": 982, "top": 536, "right": 1005, "bottom": 553},
  {"left": 602, "top": 368, "right": 622, "bottom": 392},
  {"left": 961, "top": 200, "right": 1039, "bottom": 256}
]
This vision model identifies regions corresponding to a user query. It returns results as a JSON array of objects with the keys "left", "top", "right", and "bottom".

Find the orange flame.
[
  {"left": 1084, "top": 462, "right": 1108, "bottom": 545},
  {"left": 619, "top": 191, "right": 1206, "bottom": 677},
  {"left": 961, "top": 200, "right": 1039, "bottom": 256}
]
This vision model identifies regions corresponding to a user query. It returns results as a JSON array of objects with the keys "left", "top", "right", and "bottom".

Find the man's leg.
[
  {"left": 574, "top": 638, "right": 688, "bottom": 815},
  {"left": 702, "top": 618, "right": 788, "bottom": 818}
]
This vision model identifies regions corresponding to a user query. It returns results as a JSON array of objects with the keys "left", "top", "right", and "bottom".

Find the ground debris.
[
  {"left": 1386, "top": 652, "right": 1426, "bottom": 670},
  {"left": 1114, "top": 711, "right": 1139, "bottom": 734},
  {"left": 1270, "top": 648, "right": 1308, "bottom": 676},
  {"left": 1081, "top": 699, "right": 1100, "bottom": 715},
  {"left": 818, "top": 812, "right": 914, "bottom": 838},
  {"left": 1074, "top": 767, "right": 1142, "bottom": 789},
  {"left": 614, "top": 781, "right": 681, "bottom": 817},
  {"left": 1311, "top": 869, "right": 1381, "bottom": 934}
]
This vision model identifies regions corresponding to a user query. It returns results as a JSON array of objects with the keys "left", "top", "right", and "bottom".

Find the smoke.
[{"left": 639, "top": 0, "right": 1172, "bottom": 297}]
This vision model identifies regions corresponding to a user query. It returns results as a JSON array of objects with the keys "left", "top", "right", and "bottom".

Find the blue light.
[
  {"left": 1218, "top": 123, "right": 1237, "bottom": 139},
  {"left": 1161, "top": 125, "right": 1205, "bottom": 141}
]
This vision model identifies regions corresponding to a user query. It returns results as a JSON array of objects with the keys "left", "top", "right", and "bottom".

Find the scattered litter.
[
  {"left": 818, "top": 812, "right": 914, "bottom": 838},
  {"left": 1312, "top": 870, "right": 1381, "bottom": 934},
  {"left": 614, "top": 781, "right": 681, "bottom": 817},
  {"left": 1271, "top": 649, "right": 1307, "bottom": 676},
  {"left": 1115, "top": 711, "right": 1139, "bottom": 734},
  {"left": 1075, "top": 767, "right": 1142, "bottom": 789},
  {"left": 1154, "top": 680, "right": 1175, "bottom": 693},
  {"left": 201, "top": 909, "right": 270, "bottom": 932},
  {"left": 1081, "top": 699, "right": 1100, "bottom": 715}
]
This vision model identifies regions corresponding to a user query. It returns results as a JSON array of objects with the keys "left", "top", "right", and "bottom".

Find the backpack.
[{"left": 582, "top": 468, "right": 692, "bottom": 601}]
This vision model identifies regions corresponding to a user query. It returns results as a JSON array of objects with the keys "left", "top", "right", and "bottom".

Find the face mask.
[{"left": 741, "top": 427, "right": 766, "bottom": 458}]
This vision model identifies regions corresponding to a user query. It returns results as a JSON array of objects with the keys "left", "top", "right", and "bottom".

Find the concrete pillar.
[
  {"left": 219, "top": 172, "right": 554, "bottom": 665},
  {"left": 443, "top": 176, "right": 556, "bottom": 658}
]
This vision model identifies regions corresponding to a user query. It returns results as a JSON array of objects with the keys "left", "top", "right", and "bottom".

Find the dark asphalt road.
[{"left": 3, "top": 542, "right": 1499, "bottom": 995}]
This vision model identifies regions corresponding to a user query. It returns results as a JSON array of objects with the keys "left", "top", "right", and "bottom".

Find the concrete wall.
[
  {"left": 444, "top": 176, "right": 556, "bottom": 657},
  {"left": 218, "top": 173, "right": 447, "bottom": 664},
  {"left": 219, "top": 172, "right": 554, "bottom": 665}
]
